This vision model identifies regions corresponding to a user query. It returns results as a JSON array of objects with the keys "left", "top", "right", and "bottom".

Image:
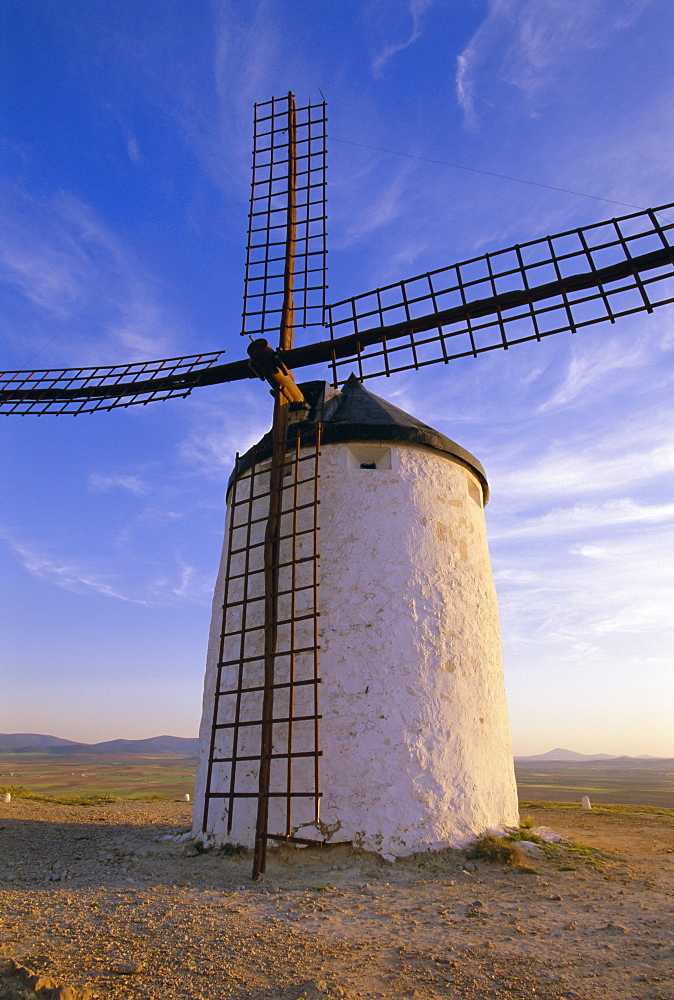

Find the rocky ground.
[{"left": 0, "top": 799, "right": 672, "bottom": 999}]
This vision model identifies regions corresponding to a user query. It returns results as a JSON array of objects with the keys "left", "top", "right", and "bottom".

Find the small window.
[
  {"left": 467, "top": 474, "right": 483, "bottom": 507},
  {"left": 347, "top": 445, "right": 392, "bottom": 470}
]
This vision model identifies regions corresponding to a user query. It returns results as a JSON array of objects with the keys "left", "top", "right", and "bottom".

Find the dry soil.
[{"left": 1, "top": 800, "right": 672, "bottom": 999}]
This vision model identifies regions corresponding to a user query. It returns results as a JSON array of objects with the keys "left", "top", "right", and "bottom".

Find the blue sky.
[{"left": 1, "top": 0, "right": 673, "bottom": 756}]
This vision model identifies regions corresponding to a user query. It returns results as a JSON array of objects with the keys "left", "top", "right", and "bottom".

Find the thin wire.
[
  {"left": 20, "top": 128, "right": 672, "bottom": 370},
  {"left": 332, "top": 137, "right": 673, "bottom": 220}
]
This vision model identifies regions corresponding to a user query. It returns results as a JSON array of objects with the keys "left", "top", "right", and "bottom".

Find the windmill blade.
[
  {"left": 321, "top": 203, "right": 674, "bottom": 383},
  {"left": 0, "top": 350, "right": 257, "bottom": 415},
  {"left": 241, "top": 94, "right": 328, "bottom": 341},
  {"left": 3, "top": 203, "right": 673, "bottom": 414}
]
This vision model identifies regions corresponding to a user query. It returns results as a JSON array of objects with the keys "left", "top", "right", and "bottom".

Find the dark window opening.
[{"left": 360, "top": 462, "right": 377, "bottom": 469}]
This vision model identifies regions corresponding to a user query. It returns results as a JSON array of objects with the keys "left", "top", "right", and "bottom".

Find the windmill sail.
[
  {"left": 323, "top": 203, "right": 674, "bottom": 383},
  {"left": 0, "top": 350, "right": 227, "bottom": 415},
  {"left": 1, "top": 204, "right": 672, "bottom": 414},
  {"left": 241, "top": 94, "right": 328, "bottom": 341}
]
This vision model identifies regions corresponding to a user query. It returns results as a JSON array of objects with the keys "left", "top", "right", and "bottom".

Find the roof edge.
[{"left": 228, "top": 410, "right": 489, "bottom": 504}]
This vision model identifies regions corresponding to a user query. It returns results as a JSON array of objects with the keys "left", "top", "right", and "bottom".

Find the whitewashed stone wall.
[{"left": 193, "top": 439, "right": 519, "bottom": 854}]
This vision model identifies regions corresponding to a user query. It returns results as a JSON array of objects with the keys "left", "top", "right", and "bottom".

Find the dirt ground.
[{"left": 0, "top": 800, "right": 672, "bottom": 1000}]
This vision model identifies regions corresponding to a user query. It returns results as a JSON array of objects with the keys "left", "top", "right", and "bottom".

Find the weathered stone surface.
[
  {"left": 530, "top": 826, "right": 567, "bottom": 843},
  {"left": 180, "top": 842, "right": 200, "bottom": 857},
  {"left": 110, "top": 961, "right": 143, "bottom": 975},
  {"left": 518, "top": 841, "right": 545, "bottom": 858}
]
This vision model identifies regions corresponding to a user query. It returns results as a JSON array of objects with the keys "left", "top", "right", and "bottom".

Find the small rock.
[
  {"left": 182, "top": 793, "right": 190, "bottom": 802},
  {"left": 53, "top": 987, "right": 90, "bottom": 1000},
  {"left": 26, "top": 973, "right": 58, "bottom": 990},
  {"left": 530, "top": 826, "right": 567, "bottom": 843},
  {"left": 581, "top": 795, "right": 592, "bottom": 810},
  {"left": 111, "top": 961, "right": 143, "bottom": 974},
  {"left": 181, "top": 843, "right": 200, "bottom": 857},
  {"left": 296, "top": 978, "right": 330, "bottom": 998},
  {"left": 1, "top": 792, "right": 10, "bottom": 803},
  {"left": 518, "top": 841, "right": 545, "bottom": 858}
]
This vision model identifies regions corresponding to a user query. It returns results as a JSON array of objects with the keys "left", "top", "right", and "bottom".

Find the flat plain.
[
  {"left": 2, "top": 753, "right": 673, "bottom": 809},
  {"left": 514, "top": 757, "right": 674, "bottom": 809},
  {"left": 0, "top": 752, "right": 196, "bottom": 800}
]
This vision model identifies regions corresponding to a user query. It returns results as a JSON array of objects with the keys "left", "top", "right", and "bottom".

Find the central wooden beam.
[{"left": 252, "top": 92, "right": 298, "bottom": 881}]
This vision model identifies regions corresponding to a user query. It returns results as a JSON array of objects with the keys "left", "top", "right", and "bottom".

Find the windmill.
[{"left": 2, "top": 93, "right": 673, "bottom": 880}]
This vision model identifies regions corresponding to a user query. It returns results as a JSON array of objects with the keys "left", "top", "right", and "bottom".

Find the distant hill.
[
  {"left": 515, "top": 748, "right": 660, "bottom": 762},
  {"left": 0, "top": 733, "right": 198, "bottom": 756},
  {"left": 0, "top": 733, "right": 81, "bottom": 751},
  {"left": 73, "top": 736, "right": 199, "bottom": 756},
  {"left": 518, "top": 748, "right": 616, "bottom": 762}
]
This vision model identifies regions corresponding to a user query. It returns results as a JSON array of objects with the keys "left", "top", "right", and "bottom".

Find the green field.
[
  {"left": 0, "top": 751, "right": 196, "bottom": 799},
  {"left": 2, "top": 752, "right": 672, "bottom": 808},
  {"left": 515, "top": 757, "right": 674, "bottom": 809}
]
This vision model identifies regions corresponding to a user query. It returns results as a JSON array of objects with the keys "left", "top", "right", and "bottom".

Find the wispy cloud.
[
  {"left": 371, "top": 0, "right": 437, "bottom": 78},
  {"left": 492, "top": 418, "right": 674, "bottom": 501},
  {"left": 339, "top": 162, "right": 414, "bottom": 248},
  {"left": 178, "top": 384, "right": 271, "bottom": 481},
  {"left": 88, "top": 473, "right": 151, "bottom": 496},
  {"left": 1, "top": 531, "right": 145, "bottom": 604},
  {"left": 501, "top": 0, "right": 647, "bottom": 98},
  {"left": 496, "top": 526, "right": 674, "bottom": 653},
  {"left": 537, "top": 336, "right": 650, "bottom": 412},
  {"left": 492, "top": 498, "right": 674, "bottom": 540},
  {"left": 455, "top": 0, "right": 648, "bottom": 128},
  {"left": 126, "top": 135, "right": 141, "bottom": 164},
  {"left": 1, "top": 528, "right": 212, "bottom": 607},
  {"left": 0, "top": 186, "right": 185, "bottom": 366}
]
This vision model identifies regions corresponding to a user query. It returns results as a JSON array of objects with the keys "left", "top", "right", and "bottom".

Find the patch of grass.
[
  {"left": 564, "top": 842, "right": 624, "bottom": 868},
  {"left": 217, "top": 843, "right": 247, "bottom": 856},
  {"left": 11, "top": 791, "right": 120, "bottom": 806},
  {"left": 466, "top": 834, "right": 527, "bottom": 867},
  {"left": 519, "top": 800, "right": 674, "bottom": 818},
  {"left": 508, "top": 829, "right": 549, "bottom": 846},
  {"left": 1, "top": 786, "right": 180, "bottom": 806}
]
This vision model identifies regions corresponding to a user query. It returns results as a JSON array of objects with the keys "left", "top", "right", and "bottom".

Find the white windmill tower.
[
  {"left": 192, "top": 374, "right": 518, "bottom": 860},
  {"left": 2, "top": 92, "right": 672, "bottom": 880}
]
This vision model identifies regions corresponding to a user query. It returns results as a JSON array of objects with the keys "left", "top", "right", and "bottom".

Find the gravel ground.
[{"left": 1, "top": 799, "right": 672, "bottom": 999}]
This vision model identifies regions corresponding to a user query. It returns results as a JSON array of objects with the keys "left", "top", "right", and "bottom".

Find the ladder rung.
[
  {"left": 217, "top": 677, "right": 321, "bottom": 697},
  {"left": 215, "top": 713, "right": 322, "bottom": 730},
  {"left": 218, "top": 645, "right": 320, "bottom": 668}
]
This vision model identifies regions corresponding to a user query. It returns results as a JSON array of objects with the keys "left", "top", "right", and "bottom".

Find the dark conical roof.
[{"left": 231, "top": 376, "right": 488, "bottom": 501}]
